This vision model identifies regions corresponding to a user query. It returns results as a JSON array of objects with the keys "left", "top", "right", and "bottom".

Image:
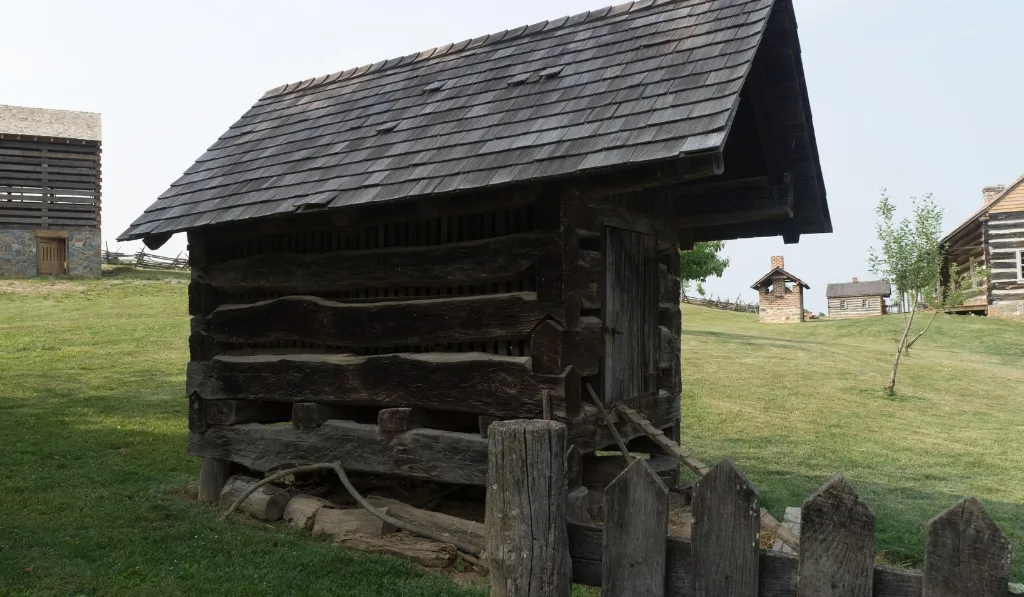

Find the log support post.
[
  {"left": 485, "top": 420, "right": 571, "bottom": 597},
  {"left": 198, "top": 457, "right": 231, "bottom": 504}
]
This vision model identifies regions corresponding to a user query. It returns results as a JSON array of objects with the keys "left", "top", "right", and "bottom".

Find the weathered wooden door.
[
  {"left": 603, "top": 226, "right": 659, "bottom": 406},
  {"left": 37, "top": 238, "right": 67, "bottom": 276}
]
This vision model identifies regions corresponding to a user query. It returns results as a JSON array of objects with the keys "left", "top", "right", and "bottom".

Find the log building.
[
  {"left": 119, "top": 0, "right": 830, "bottom": 490},
  {"left": 825, "top": 278, "right": 890, "bottom": 319},
  {"left": 941, "top": 175, "right": 1024, "bottom": 319},
  {"left": 0, "top": 105, "right": 102, "bottom": 277}
]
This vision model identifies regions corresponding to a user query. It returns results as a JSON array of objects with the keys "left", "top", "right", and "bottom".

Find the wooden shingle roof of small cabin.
[
  {"left": 119, "top": 0, "right": 829, "bottom": 247},
  {"left": 751, "top": 267, "right": 809, "bottom": 290},
  {"left": 825, "top": 280, "right": 891, "bottom": 299}
]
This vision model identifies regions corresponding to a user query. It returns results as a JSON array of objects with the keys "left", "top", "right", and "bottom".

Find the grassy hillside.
[
  {"left": 681, "top": 304, "right": 1023, "bottom": 575},
  {"left": 0, "top": 272, "right": 1020, "bottom": 594}
]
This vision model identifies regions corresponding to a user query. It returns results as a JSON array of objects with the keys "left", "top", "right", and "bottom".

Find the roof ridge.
[{"left": 260, "top": 0, "right": 677, "bottom": 100}]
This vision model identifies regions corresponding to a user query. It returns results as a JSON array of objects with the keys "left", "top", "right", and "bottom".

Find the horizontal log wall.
[
  {"left": 827, "top": 296, "right": 885, "bottom": 319},
  {"left": 985, "top": 213, "right": 1024, "bottom": 306},
  {"left": 187, "top": 189, "right": 687, "bottom": 482},
  {"left": 0, "top": 138, "right": 101, "bottom": 229}
]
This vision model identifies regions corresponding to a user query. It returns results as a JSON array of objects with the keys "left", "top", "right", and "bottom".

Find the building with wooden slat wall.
[
  {"left": 825, "top": 278, "right": 890, "bottom": 318},
  {"left": 942, "top": 175, "right": 1024, "bottom": 320},
  {"left": 120, "top": 0, "right": 832, "bottom": 492},
  {"left": 0, "top": 105, "right": 102, "bottom": 277}
]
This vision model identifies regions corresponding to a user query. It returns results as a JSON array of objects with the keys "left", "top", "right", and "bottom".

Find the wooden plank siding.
[
  {"left": 0, "top": 138, "right": 101, "bottom": 229},
  {"left": 827, "top": 296, "right": 884, "bottom": 319},
  {"left": 988, "top": 184, "right": 1024, "bottom": 214}
]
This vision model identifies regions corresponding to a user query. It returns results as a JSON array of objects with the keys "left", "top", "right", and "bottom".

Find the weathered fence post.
[
  {"left": 602, "top": 458, "right": 669, "bottom": 597},
  {"left": 798, "top": 475, "right": 875, "bottom": 597},
  {"left": 923, "top": 497, "right": 1011, "bottom": 597},
  {"left": 485, "top": 420, "right": 570, "bottom": 597},
  {"left": 692, "top": 458, "right": 760, "bottom": 597}
]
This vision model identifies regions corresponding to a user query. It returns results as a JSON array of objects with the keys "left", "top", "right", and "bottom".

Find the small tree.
[
  {"left": 868, "top": 190, "right": 985, "bottom": 395},
  {"left": 679, "top": 241, "right": 730, "bottom": 296}
]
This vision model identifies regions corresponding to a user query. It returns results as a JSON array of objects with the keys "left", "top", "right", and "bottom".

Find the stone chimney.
[
  {"left": 982, "top": 185, "right": 1006, "bottom": 207},
  {"left": 771, "top": 256, "right": 784, "bottom": 269},
  {"left": 852, "top": 277, "right": 858, "bottom": 283}
]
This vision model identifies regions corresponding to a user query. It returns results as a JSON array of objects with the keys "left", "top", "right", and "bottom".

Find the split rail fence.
[
  {"left": 484, "top": 420, "right": 1016, "bottom": 597},
  {"left": 682, "top": 293, "right": 760, "bottom": 314},
  {"left": 103, "top": 244, "right": 189, "bottom": 270}
]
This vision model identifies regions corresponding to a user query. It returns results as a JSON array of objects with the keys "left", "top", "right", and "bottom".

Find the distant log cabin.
[
  {"left": 825, "top": 278, "right": 890, "bottom": 318},
  {"left": 0, "top": 105, "right": 102, "bottom": 277},
  {"left": 941, "top": 175, "right": 1024, "bottom": 320},
  {"left": 119, "top": 0, "right": 831, "bottom": 494},
  {"left": 751, "top": 255, "right": 808, "bottom": 323}
]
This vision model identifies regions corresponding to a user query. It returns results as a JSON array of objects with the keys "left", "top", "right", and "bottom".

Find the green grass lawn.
[
  {"left": 0, "top": 272, "right": 485, "bottom": 597},
  {"left": 1, "top": 273, "right": 1021, "bottom": 594},
  {"left": 681, "top": 304, "right": 1024, "bottom": 578}
]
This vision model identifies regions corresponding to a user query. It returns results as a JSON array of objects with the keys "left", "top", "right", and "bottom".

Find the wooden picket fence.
[{"left": 484, "top": 420, "right": 1016, "bottom": 597}]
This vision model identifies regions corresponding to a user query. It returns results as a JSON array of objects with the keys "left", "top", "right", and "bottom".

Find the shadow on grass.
[{"left": 0, "top": 382, "right": 486, "bottom": 597}]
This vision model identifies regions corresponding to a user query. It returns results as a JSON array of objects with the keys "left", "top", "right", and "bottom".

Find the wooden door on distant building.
[
  {"left": 37, "top": 237, "right": 67, "bottom": 276},
  {"left": 602, "top": 226, "right": 659, "bottom": 406}
]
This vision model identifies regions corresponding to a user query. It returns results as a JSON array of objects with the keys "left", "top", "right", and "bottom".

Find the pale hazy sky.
[{"left": 3, "top": 1, "right": 1022, "bottom": 312}]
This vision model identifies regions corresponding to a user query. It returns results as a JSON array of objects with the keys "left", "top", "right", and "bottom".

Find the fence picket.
[
  {"left": 602, "top": 458, "right": 669, "bottom": 597},
  {"left": 923, "top": 497, "right": 1011, "bottom": 597},
  {"left": 798, "top": 476, "right": 875, "bottom": 597},
  {"left": 692, "top": 458, "right": 760, "bottom": 597}
]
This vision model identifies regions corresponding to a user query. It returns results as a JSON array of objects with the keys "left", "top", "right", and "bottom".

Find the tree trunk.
[
  {"left": 906, "top": 309, "right": 940, "bottom": 351},
  {"left": 887, "top": 297, "right": 918, "bottom": 396}
]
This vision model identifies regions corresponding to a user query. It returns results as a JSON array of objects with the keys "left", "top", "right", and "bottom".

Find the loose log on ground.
[
  {"left": 218, "top": 475, "right": 291, "bottom": 522},
  {"left": 195, "top": 232, "right": 559, "bottom": 292},
  {"left": 367, "top": 497, "right": 485, "bottom": 555},
  {"left": 313, "top": 507, "right": 397, "bottom": 538},
  {"left": 190, "top": 421, "right": 489, "bottom": 485},
  {"left": 486, "top": 420, "right": 571, "bottom": 597},
  {"left": 283, "top": 495, "right": 334, "bottom": 531},
  {"left": 338, "top": 534, "right": 457, "bottom": 568},
  {"left": 188, "top": 353, "right": 576, "bottom": 418},
  {"left": 203, "top": 292, "right": 563, "bottom": 348}
]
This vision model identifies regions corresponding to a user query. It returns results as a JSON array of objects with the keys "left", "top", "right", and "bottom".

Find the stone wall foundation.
[{"left": 0, "top": 228, "right": 102, "bottom": 278}]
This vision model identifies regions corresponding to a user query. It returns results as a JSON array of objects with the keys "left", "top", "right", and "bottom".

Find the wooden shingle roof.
[
  {"left": 120, "top": 0, "right": 827, "bottom": 244},
  {"left": 825, "top": 280, "right": 891, "bottom": 299},
  {"left": 751, "top": 267, "right": 809, "bottom": 290}
]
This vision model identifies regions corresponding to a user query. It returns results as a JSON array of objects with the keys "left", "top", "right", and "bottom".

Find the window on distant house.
[
  {"left": 1017, "top": 249, "right": 1024, "bottom": 282},
  {"left": 840, "top": 300, "right": 847, "bottom": 309},
  {"left": 862, "top": 298, "right": 868, "bottom": 308}
]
